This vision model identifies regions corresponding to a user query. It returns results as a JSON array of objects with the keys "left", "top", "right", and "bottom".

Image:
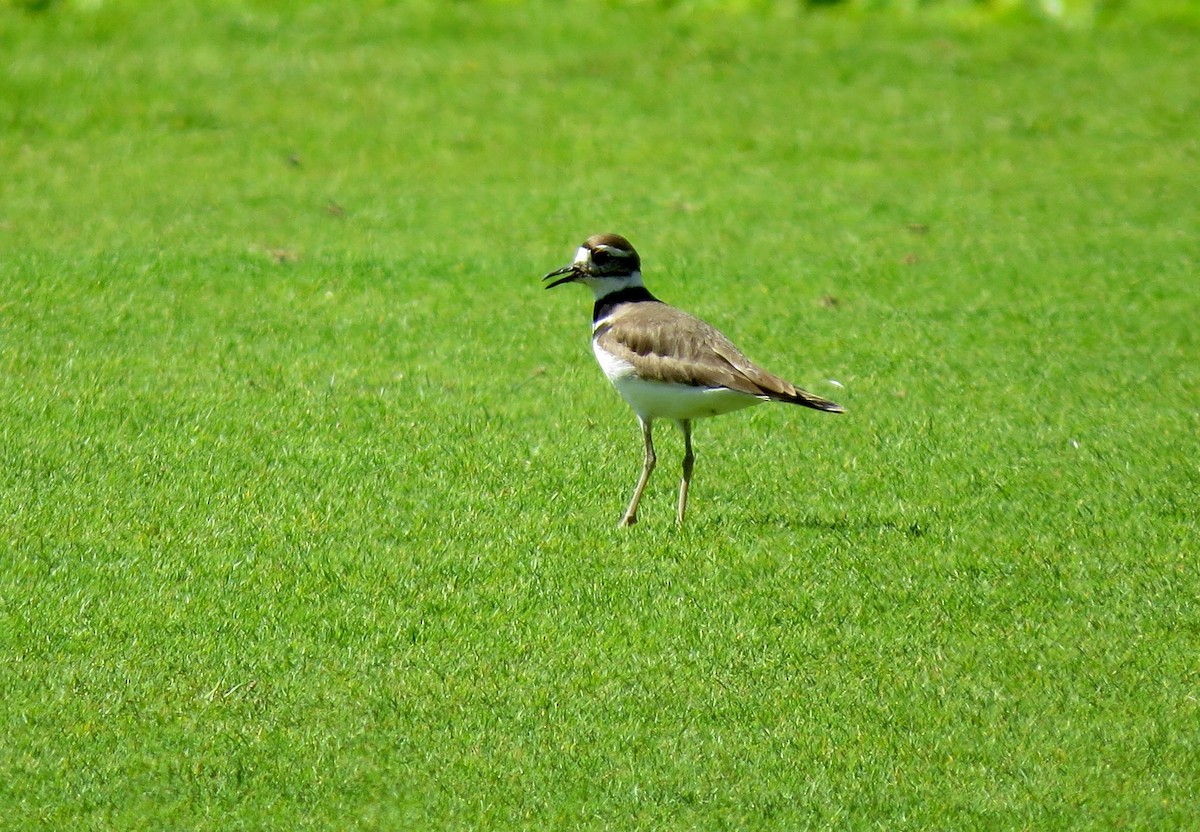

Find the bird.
[{"left": 543, "top": 232, "right": 844, "bottom": 527}]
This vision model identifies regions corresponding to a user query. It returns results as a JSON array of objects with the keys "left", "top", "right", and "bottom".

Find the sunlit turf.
[{"left": 1, "top": 1, "right": 1197, "bottom": 828}]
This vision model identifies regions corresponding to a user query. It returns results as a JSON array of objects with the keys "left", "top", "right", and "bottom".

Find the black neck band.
[{"left": 593, "top": 286, "right": 659, "bottom": 323}]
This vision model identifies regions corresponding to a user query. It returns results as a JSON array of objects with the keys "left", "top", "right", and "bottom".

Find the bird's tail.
[
  {"left": 736, "top": 361, "right": 845, "bottom": 413},
  {"left": 775, "top": 388, "right": 845, "bottom": 413}
]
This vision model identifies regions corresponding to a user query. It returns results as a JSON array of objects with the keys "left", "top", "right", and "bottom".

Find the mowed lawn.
[{"left": 2, "top": 1, "right": 1197, "bottom": 828}]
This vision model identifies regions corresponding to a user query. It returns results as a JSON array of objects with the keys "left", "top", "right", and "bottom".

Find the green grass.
[{"left": 2, "top": 1, "right": 1198, "bottom": 828}]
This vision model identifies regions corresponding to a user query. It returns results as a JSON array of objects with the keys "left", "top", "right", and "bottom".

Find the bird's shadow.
[{"left": 735, "top": 509, "right": 932, "bottom": 540}]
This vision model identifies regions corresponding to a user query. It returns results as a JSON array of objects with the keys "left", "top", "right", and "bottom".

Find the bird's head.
[{"left": 543, "top": 233, "right": 643, "bottom": 296}]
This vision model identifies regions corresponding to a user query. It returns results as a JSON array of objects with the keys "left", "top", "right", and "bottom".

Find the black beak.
[{"left": 542, "top": 264, "right": 579, "bottom": 289}]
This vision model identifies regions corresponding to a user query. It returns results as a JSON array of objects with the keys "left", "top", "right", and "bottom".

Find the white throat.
[{"left": 581, "top": 271, "right": 644, "bottom": 301}]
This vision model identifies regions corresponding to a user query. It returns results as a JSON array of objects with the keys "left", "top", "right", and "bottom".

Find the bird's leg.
[
  {"left": 677, "top": 419, "right": 694, "bottom": 526},
  {"left": 620, "top": 417, "right": 655, "bottom": 527}
]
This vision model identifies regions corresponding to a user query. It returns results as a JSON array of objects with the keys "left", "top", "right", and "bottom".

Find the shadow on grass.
[{"left": 739, "top": 509, "right": 932, "bottom": 540}]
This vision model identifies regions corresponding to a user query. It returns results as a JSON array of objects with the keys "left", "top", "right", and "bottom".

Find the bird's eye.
[{"left": 591, "top": 249, "right": 612, "bottom": 267}]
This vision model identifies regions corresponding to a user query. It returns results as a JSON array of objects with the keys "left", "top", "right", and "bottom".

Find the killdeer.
[{"left": 544, "top": 233, "right": 844, "bottom": 527}]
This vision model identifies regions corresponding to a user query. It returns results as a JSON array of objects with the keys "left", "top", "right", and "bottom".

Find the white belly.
[
  {"left": 613, "top": 376, "right": 763, "bottom": 421},
  {"left": 592, "top": 341, "right": 763, "bottom": 421}
]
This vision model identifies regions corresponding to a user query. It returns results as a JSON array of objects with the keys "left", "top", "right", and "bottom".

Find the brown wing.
[{"left": 597, "top": 303, "right": 844, "bottom": 412}]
